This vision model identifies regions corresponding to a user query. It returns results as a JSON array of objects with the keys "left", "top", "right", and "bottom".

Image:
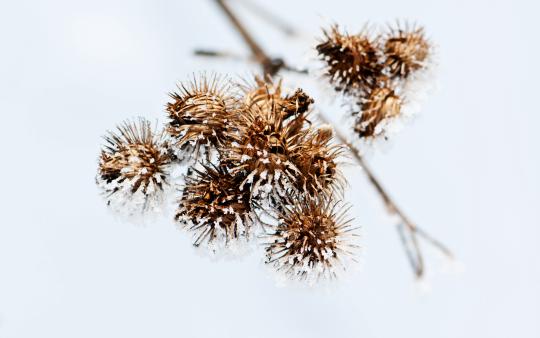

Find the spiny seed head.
[
  {"left": 240, "top": 77, "right": 314, "bottom": 120},
  {"left": 294, "top": 126, "right": 344, "bottom": 196},
  {"left": 97, "top": 118, "right": 172, "bottom": 217},
  {"left": 241, "top": 77, "right": 283, "bottom": 112},
  {"left": 354, "top": 86, "right": 402, "bottom": 138},
  {"left": 317, "top": 25, "right": 382, "bottom": 94},
  {"left": 166, "top": 74, "right": 238, "bottom": 159},
  {"left": 281, "top": 88, "right": 314, "bottom": 119},
  {"left": 383, "top": 23, "right": 430, "bottom": 79},
  {"left": 224, "top": 102, "right": 308, "bottom": 197},
  {"left": 225, "top": 80, "right": 339, "bottom": 198},
  {"left": 176, "top": 165, "right": 254, "bottom": 253},
  {"left": 264, "top": 196, "right": 358, "bottom": 284}
]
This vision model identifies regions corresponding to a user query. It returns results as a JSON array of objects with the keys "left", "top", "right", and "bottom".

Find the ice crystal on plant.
[
  {"left": 263, "top": 196, "right": 359, "bottom": 285},
  {"left": 175, "top": 164, "right": 255, "bottom": 255},
  {"left": 96, "top": 118, "right": 172, "bottom": 219},
  {"left": 166, "top": 74, "right": 239, "bottom": 161}
]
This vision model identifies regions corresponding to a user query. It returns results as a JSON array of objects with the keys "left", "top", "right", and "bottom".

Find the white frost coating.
[
  {"left": 400, "top": 45, "right": 439, "bottom": 119},
  {"left": 263, "top": 225, "right": 362, "bottom": 287},
  {"left": 180, "top": 214, "right": 257, "bottom": 261},
  {"left": 96, "top": 172, "right": 173, "bottom": 223},
  {"left": 263, "top": 250, "right": 358, "bottom": 288}
]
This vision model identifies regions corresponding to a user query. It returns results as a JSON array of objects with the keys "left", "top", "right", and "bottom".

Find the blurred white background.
[{"left": 0, "top": 0, "right": 539, "bottom": 337}]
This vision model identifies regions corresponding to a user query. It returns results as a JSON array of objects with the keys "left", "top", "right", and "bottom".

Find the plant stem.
[
  {"left": 317, "top": 113, "right": 454, "bottom": 277},
  {"left": 235, "top": 0, "right": 297, "bottom": 36},
  {"left": 214, "top": 0, "right": 284, "bottom": 76}
]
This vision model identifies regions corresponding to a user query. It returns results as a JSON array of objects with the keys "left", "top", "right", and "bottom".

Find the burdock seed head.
[
  {"left": 354, "top": 85, "right": 402, "bottom": 139},
  {"left": 219, "top": 78, "right": 317, "bottom": 198},
  {"left": 295, "top": 126, "right": 344, "bottom": 196},
  {"left": 166, "top": 74, "right": 238, "bottom": 160},
  {"left": 240, "top": 77, "right": 314, "bottom": 120},
  {"left": 224, "top": 78, "right": 342, "bottom": 200},
  {"left": 176, "top": 164, "right": 254, "bottom": 255},
  {"left": 316, "top": 25, "right": 382, "bottom": 94},
  {"left": 383, "top": 23, "right": 430, "bottom": 79},
  {"left": 223, "top": 101, "right": 308, "bottom": 198},
  {"left": 264, "top": 196, "right": 359, "bottom": 285},
  {"left": 97, "top": 118, "right": 172, "bottom": 218}
]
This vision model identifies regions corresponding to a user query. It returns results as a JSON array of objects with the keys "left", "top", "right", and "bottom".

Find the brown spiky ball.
[
  {"left": 383, "top": 24, "right": 430, "bottom": 79},
  {"left": 225, "top": 79, "right": 340, "bottom": 198},
  {"left": 264, "top": 196, "right": 359, "bottom": 284},
  {"left": 295, "top": 126, "right": 344, "bottom": 196},
  {"left": 223, "top": 101, "right": 308, "bottom": 197},
  {"left": 176, "top": 165, "right": 254, "bottom": 253},
  {"left": 316, "top": 25, "right": 382, "bottom": 94},
  {"left": 240, "top": 77, "right": 313, "bottom": 120},
  {"left": 354, "top": 86, "right": 402, "bottom": 138},
  {"left": 166, "top": 75, "right": 238, "bottom": 159},
  {"left": 97, "top": 118, "right": 172, "bottom": 216}
]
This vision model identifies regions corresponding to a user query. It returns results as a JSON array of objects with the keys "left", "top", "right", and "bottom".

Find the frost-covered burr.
[
  {"left": 175, "top": 164, "right": 255, "bottom": 256},
  {"left": 96, "top": 118, "right": 172, "bottom": 219},
  {"left": 264, "top": 196, "right": 359, "bottom": 285}
]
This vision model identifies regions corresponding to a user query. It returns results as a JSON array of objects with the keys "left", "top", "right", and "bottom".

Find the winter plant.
[{"left": 96, "top": 0, "right": 453, "bottom": 285}]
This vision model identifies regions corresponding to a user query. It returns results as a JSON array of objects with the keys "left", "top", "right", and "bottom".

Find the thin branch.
[
  {"left": 317, "top": 112, "right": 454, "bottom": 278},
  {"left": 234, "top": 0, "right": 297, "bottom": 36},
  {"left": 194, "top": 48, "right": 309, "bottom": 75},
  {"left": 194, "top": 48, "right": 246, "bottom": 61},
  {"left": 214, "top": 0, "right": 283, "bottom": 76}
]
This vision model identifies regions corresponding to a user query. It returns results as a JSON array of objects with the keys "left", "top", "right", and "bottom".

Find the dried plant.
[
  {"left": 166, "top": 74, "right": 238, "bottom": 160},
  {"left": 354, "top": 85, "right": 402, "bottom": 139},
  {"left": 316, "top": 25, "right": 381, "bottom": 95},
  {"left": 97, "top": 72, "right": 354, "bottom": 278},
  {"left": 240, "top": 77, "right": 313, "bottom": 119},
  {"left": 294, "top": 126, "right": 345, "bottom": 196},
  {"left": 95, "top": 0, "right": 453, "bottom": 285},
  {"left": 383, "top": 23, "right": 430, "bottom": 79},
  {"left": 176, "top": 164, "right": 254, "bottom": 253},
  {"left": 96, "top": 118, "right": 172, "bottom": 217},
  {"left": 316, "top": 23, "right": 435, "bottom": 144},
  {"left": 224, "top": 107, "right": 307, "bottom": 198},
  {"left": 264, "top": 196, "right": 358, "bottom": 284}
]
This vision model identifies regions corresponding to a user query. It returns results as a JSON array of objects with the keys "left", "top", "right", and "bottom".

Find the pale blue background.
[{"left": 0, "top": 0, "right": 538, "bottom": 337}]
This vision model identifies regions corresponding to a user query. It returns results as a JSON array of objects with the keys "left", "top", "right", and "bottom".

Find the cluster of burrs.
[
  {"left": 96, "top": 75, "right": 360, "bottom": 284},
  {"left": 316, "top": 22, "right": 434, "bottom": 145}
]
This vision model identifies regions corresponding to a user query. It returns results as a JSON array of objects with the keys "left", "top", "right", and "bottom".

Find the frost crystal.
[
  {"left": 96, "top": 118, "right": 172, "bottom": 220},
  {"left": 264, "top": 196, "right": 359, "bottom": 285}
]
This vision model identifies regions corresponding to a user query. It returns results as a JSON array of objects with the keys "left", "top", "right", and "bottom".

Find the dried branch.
[{"left": 214, "top": 0, "right": 284, "bottom": 76}]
